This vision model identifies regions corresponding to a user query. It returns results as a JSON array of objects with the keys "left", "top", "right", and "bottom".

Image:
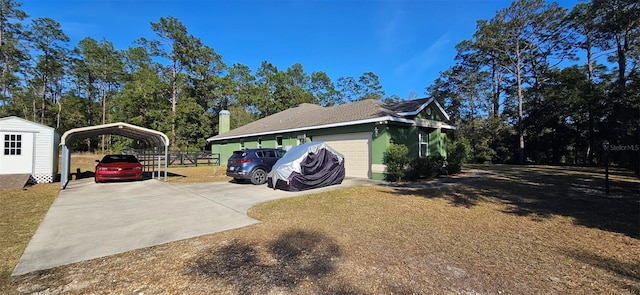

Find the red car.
[{"left": 95, "top": 154, "right": 143, "bottom": 183}]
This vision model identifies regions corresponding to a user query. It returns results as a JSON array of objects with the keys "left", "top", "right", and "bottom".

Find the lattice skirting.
[{"left": 31, "top": 174, "right": 55, "bottom": 184}]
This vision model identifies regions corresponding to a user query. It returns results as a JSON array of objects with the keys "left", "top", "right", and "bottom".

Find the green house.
[{"left": 207, "top": 98, "right": 455, "bottom": 180}]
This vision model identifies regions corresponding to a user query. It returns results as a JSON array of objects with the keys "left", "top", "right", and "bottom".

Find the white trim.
[
  {"left": 207, "top": 116, "right": 414, "bottom": 142},
  {"left": 415, "top": 118, "right": 456, "bottom": 130},
  {"left": 397, "top": 98, "right": 451, "bottom": 121},
  {"left": 419, "top": 132, "right": 429, "bottom": 158},
  {"left": 0, "top": 129, "right": 39, "bottom": 133},
  {"left": 372, "top": 164, "right": 387, "bottom": 174}
]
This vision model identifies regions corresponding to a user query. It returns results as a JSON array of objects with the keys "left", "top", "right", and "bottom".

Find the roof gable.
[
  {"left": 390, "top": 98, "right": 450, "bottom": 121},
  {"left": 0, "top": 116, "right": 57, "bottom": 133}
]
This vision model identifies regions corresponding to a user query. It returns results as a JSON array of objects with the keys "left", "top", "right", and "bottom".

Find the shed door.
[
  {"left": 0, "top": 132, "right": 34, "bottom": 174},
  {"left": 314, "top": 132, "right": 371, "bottom": 178}
]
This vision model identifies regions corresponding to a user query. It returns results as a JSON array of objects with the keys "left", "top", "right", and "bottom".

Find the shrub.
[
  {"left": 430, "top": 155, "right": 447, "bottom": 176},
  {"left": 407, "top": 154, "right": 446, "bottom": 180},
  {"left": 384, "top": 144, "right": 409, "bottom": 182},
  {"left": 407, "top": 157, "right": 427, "bottom": 180},
  {"left": 446, "top": 138, "right": 470, "bottom": 174}
]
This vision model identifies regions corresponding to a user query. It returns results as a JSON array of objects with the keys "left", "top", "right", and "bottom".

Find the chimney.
[{"left": 219, "top": 110, "right": 230, "bottom": 134}]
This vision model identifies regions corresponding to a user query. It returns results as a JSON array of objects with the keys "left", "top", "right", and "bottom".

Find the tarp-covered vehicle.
[{"left": 267, "top": 142, "right": 345, "bottom": 191}]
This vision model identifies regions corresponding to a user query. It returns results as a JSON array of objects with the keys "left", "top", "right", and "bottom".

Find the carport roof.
[{"left": 60, "top": 122, "right": 169, "bottom": 147}]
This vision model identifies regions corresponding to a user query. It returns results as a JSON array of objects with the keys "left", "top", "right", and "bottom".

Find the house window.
[
  {"left": 419, "top": 132, "right": 428, "bottom": 158},
  {"left": 240, "top": 141, "right": 245, "bottom": 150},
  {"left": 257, "top": 137, "right": 262, "bottom": 148},
  {"left": 276, "top": 136, "right": 283, "bottom": 148},
  {"left": 3, "top": 134, "right": 22, "bottom": 156}
]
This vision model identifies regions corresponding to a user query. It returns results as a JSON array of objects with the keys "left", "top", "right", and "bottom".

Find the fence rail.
[{"left": 128, "top": 150, "right": 221, "bottom": 167}]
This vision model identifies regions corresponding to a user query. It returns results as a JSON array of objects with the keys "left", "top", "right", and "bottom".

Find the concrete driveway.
[{"left": 13, "top": 177, "right": 375, "bottom": 276}]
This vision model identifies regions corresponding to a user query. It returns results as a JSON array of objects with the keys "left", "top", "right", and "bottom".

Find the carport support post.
[
  {"left": 61, "top": 145, "right": 70, "bottom": 189},
  {"left": 164, "top": 145, "right": 168, "bottom": 181}
]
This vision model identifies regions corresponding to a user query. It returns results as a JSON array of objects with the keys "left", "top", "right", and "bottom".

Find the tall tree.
[
  {"left": 475, "top": 0, "right": 568, "bottom": 164},
  {"left": 222, "top": 63, "right": 257, "bottom": 129},
  {"left": 566, "top": 3, "right": 611, "bottom": 162},
  {"left": 115, "top": 46, "right": 170, "bottom": 131},
  {"left": 310, "top": 71, "right": 339, "bottom": 106},
  {"left": 358, "top": 72, "right": 385, "bottom": 101},
  {"left": 137, "top": 16, "right": 191, "bottom": 145},
  {"left": 284, "top": 63, "right": 316, "bottom": 107},
  {"left": 590, "top": 0, "right": 639, "bottom": 90},
  {"left": 26, "top": 17, "right": 69, "bottom": 125},
  {"left": 71, "top": 37, "right": 124, "bottom": 150},
  {"left": 254, "top": 61, "right": 281, "bottom": 117},
  {"left": 178, "top": 40, "right": 223, "bottom": 150},
  {"left": 336, "top": 76, "right": 360, "bottom": 103},
  {"left": 590, "top": 0, "right": 640, "bottom": 173},
  {"left": 0, "top": 0, "right": 28, "bottom": 105}
]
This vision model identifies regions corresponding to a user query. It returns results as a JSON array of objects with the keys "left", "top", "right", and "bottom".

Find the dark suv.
[{"left": 226, "top": 148, "right": 286, "bottom": 184}]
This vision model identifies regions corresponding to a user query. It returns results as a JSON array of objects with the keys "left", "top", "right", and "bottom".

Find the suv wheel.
[{"left": 250, "top": 168, "right": 267, "bottom": 185}]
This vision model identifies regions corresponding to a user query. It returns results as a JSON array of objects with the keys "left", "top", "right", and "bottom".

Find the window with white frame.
[
  {"left": 276, "top": 136, "right": 283, "bottom": 148},
  {"left": 240, "top": 141, "right": 245, "bottom": 150},
  {"left": 3, "top": 134, "right": 22, "bottom": 155},
  {"left": 257, "top": 137, "right": 262, "bottom": 148},
  {"left": 419, "top": 132, "right": 428, "bottom": 158}
]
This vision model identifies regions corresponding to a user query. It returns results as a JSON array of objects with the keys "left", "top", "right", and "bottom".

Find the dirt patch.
[{"left": 0, "top": 174, "right": 31, "bottom": 189}]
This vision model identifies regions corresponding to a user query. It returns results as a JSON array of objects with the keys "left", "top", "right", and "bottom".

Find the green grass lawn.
[
  {"left": 0, "top": 183, "right": 58, "bottom": 289},
  {"left": 1, "top": 163, "right": 638, "bottom": 294}
]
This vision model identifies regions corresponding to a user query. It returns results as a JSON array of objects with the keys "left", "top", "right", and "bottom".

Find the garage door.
[{"left": 314, "top": 132, "right": 370, "bottom": 178}]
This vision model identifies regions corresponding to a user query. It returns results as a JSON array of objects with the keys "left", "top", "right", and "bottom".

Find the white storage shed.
[{"left": 0, "top": 116, "right": 60, "bottom": 183}]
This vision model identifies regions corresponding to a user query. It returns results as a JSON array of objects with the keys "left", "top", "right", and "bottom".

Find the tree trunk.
[
  {"left": 40, "top": 76, "right": 47, "bottom": 125},
  {"left": 101, "top": 79, "right": 106, "bottom": 154},
  {"left": 56, "top": 101, "right": 61, "bottom": 128},
  {"left": 171, "top": 60, "right": 178, "bottom": 146},
  {"left": 516, "top": 42, "right": 525, "bottom": 164},
  {"left": 615, "top": 34, "right": 627, "bottom": 91}
]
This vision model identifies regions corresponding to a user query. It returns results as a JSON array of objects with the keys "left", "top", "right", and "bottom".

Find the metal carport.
[{"left": 59, "top": 122, "right": 170, "bottom": 189}]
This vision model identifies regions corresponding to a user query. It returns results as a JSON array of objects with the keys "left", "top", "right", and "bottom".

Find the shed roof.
[
  {"left": 0, "top": 116, "right": 58, "bottom": 134},
  {"left": 207, "top": 97, "right": 452, "bottom": 142},
  {"left": 61, "top": 122, "right": 169, "bottom": 147}
]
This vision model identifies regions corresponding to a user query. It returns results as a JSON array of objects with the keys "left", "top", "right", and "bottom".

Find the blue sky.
[{"left": 22, "top": 0, "right": 580, "bottom": 99}]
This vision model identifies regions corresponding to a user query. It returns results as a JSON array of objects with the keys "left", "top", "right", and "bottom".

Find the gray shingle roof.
[
  {"left": 386, "top": 98, "right": 431, "bottom": 113},
  {"left": 207, "top": 98, "right": 442, "bottom": 141}
]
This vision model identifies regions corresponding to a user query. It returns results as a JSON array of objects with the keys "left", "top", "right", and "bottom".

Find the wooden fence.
[{"left": 129, "top": 150, "right": 221, "bottom": 167}]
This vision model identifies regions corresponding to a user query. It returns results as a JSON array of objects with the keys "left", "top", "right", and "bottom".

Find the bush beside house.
[{"left": 385, "top": 138, "right": 470, "bottom": 182}]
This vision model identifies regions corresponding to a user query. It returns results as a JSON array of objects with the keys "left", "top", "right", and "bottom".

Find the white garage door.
[{"left": 314, "top": 132, "right": 370, "bottom": 178}]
